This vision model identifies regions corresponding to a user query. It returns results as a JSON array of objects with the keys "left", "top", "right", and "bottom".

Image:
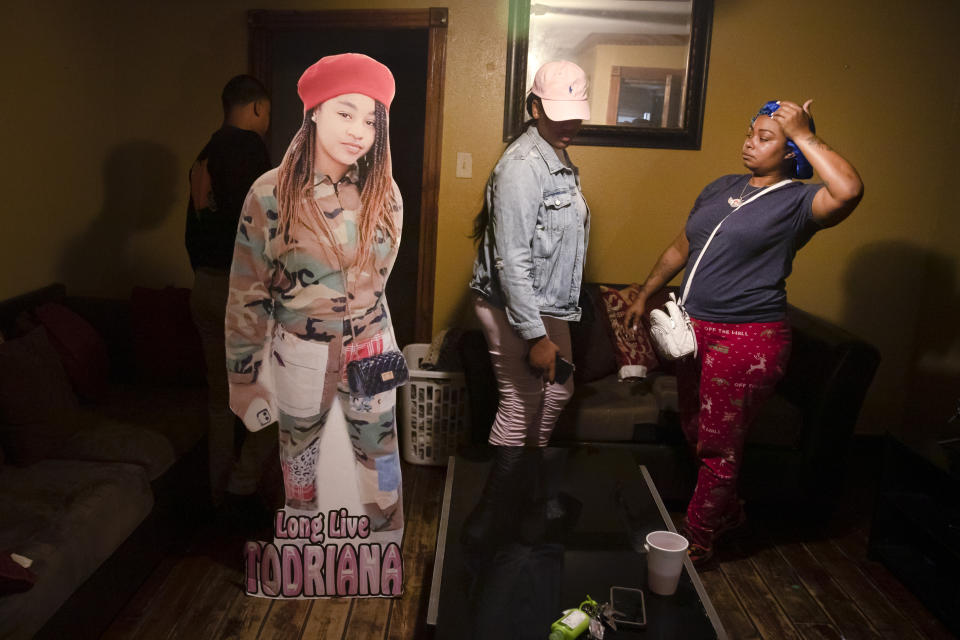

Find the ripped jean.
[{"left": 473, "top": 294, "right": 574, "bottom": 447}]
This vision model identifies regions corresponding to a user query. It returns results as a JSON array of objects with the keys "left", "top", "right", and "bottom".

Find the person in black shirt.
[{"left": 186, "top": 75, "right": 276, "bottom": 512}]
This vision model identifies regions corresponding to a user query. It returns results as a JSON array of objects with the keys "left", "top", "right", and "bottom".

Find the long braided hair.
[{"left": 276, "top": 100, "right": 397, "bottom": 268}]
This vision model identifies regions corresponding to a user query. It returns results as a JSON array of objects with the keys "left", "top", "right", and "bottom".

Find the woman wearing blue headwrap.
[{"left": 624, "top": 99, "right": 863, "bottom": 565}]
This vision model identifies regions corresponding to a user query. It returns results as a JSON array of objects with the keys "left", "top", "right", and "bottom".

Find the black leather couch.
[{"left": 459, "top": 283, "right": 881, "bottom": 506}]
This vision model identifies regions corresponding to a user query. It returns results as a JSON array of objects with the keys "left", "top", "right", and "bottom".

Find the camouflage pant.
[{"left": 273, "top": 324, "right": 403, "bottom": 532}]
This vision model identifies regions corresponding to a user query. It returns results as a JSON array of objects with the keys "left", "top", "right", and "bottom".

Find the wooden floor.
[{"left": 103, "top": 450, "right": 954, "bottom": 640}]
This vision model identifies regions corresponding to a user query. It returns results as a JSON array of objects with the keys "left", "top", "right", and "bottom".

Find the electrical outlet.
[{"left": 456, "top": 152, "right": 472, "bottom": 178}]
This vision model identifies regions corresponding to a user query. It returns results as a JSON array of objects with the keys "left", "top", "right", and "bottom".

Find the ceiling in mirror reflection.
[{"left": 528, "top": 0, "right": 693, "bottom": 127}]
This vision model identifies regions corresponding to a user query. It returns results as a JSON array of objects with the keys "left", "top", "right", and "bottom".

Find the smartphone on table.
[{"left": 610, "top": 586, "right": 647, "bottom": 630}]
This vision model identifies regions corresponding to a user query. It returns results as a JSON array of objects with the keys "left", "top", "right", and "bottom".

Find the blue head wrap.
[{"left": 752, "top": 100, "right": 815, "bottom": 179}]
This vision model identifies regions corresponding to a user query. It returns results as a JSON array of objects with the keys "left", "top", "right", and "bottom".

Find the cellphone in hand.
[
  {"left": 609, "top": 586, "right": 647, "bottom": 630},
  {"left": 554, "top": 354, "right": 575, "bottom": 384}
]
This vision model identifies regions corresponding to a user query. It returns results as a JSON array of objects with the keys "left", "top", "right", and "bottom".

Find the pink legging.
[
  {"left": 473, "top": 294, "right": 574, "bottom": 447},
  {"left": 677, "top": 317, "right": 791, "bottom": 548}
]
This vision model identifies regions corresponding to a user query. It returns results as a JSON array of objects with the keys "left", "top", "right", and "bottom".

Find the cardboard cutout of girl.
[{"left": 225, "top": 53, "right": 404, "bottom": 599}]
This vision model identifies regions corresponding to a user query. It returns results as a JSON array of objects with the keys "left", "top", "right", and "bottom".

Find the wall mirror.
[{"left": 504, "top": 0, "right": 713, "bottom": 149}]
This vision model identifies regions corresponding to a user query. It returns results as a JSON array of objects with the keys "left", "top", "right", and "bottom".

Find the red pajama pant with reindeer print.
[{"left": 676, "top": 317, "right": 792, "bottom": 549}]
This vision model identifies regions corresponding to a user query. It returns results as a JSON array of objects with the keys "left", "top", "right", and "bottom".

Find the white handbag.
[
  {"left": 649, "top": 291, "right": 697, "bottom": 360},
  {"left": 648, "top": 179, "right": 793, "bottom": 361}
]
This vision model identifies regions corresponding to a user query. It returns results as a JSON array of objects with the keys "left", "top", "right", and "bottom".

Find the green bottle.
[{"left": 548, "top": 596, "right": 596, "bottom": 640}]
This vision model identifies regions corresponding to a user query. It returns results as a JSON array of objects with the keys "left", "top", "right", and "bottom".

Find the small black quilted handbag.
[{"left": 347, "top": 350, "right": 409, "bottom": 397}]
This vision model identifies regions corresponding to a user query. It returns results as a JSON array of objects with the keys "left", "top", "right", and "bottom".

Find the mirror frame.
[{"left": 503, "top": 0, "right": 714, "bottom": 149}]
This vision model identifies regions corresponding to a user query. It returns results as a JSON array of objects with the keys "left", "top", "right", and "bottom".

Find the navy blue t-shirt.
[{"left": 680, "top": 174, "right": 823, "bottom": 323}]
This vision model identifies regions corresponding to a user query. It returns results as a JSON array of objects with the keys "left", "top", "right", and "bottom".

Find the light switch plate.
[{"left": 456, "top": 152, "right": 472, "bottom": 178}]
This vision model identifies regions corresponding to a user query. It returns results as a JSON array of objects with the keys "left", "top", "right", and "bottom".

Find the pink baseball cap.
[{"left": 530, "top": 60, "right": 590, "bottom": 122}]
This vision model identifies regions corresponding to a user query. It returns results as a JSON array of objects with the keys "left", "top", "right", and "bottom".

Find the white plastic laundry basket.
[{"left": 399, "top": 343, "right": 470, "bottom": 465}]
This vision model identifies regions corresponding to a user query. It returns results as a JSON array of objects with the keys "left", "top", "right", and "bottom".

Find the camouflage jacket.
[{"left": 225, "top": 165, "right": 402, "bottom": 426}]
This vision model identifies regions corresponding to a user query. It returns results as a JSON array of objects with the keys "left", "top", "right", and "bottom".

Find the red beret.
[{"left": 297, "top": 53, "right": 395, "bottom": 114}]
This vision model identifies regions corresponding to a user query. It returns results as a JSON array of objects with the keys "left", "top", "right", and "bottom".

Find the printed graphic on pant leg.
[
  {"left": 279, "top": 431, "right": 322, "bottom": 510},
  {"left": 343, "top": 388, "right": 404, "bottom": 532}
]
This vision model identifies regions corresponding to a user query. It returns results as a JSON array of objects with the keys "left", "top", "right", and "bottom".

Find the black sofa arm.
[{"left": 781, "top": 305, "right": 881, "bottom": 494}]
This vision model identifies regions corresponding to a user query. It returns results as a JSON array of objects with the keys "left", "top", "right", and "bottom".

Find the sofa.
[
  {"left": 0, "top": 283, "right": 210, "bottom": 640},
  {"left": 459, "top": 283, "right": 881, "bottom": 506}
]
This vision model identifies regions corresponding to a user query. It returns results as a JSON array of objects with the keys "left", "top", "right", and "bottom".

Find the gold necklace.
[{"left": 728, "top": 179, "right": 765, "bottom": 208}]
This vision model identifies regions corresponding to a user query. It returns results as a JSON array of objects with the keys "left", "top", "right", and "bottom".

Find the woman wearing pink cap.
[
  {"left": 470, "top": 60, "right": 591, "bottom": 451},
  {"left": 224, "top": 53, "right": 405, "bottom": 589}
]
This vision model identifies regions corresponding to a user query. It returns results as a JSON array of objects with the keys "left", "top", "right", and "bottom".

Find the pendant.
[{"left": 728, "top": 197, "right": 742, "bottom": 208}]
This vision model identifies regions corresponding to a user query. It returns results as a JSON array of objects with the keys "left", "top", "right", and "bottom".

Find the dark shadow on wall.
[
  {"left": 59, "top": 141, "right": 179, "bottom": 296},
  {"left": 843, "top": 241, "right": 960, "bottom": 440}
]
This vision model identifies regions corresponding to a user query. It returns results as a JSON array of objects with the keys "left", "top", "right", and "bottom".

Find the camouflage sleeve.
[
  {"left": 225, "top": 179, "right": 277, "bottom": 429},
  {"left": 387, "top": 180, "right": 403, "bottom": 277},
  {"left": 393, "top": 180, "right": 404, "bottom": 239}
]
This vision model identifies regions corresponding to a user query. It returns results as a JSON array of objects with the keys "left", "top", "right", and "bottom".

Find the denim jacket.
[{"left": 470, "top": 125, "right": 590, "bottom": 340}]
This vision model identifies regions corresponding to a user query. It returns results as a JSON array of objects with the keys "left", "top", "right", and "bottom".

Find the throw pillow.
[
  {"left": 34, "top": 302, "right": 110, "bottom": 402},
  {"left": 0, "top": 326, "right": 80, "bottom": 464},
  {"left": 598, "top": 285, "right": 661, "bottom": 381},
  {"left": 131, "top": 286, "right": 205, "bottom": 385},
  {"left": 58, "top": 415, "right": 177, "bottom": 481}
]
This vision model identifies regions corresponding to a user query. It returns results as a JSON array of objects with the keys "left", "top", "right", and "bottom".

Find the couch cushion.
[
  {"left": 0, "top": 459, "right": 153, "bottom": 639},
  {"left": 0, "top": 327, "right": 80, "bottom": 464},
  {"left": 91, "top": 383, "right": 208, "bottom": 457},
  {"left": 650, "top": 374, "right": 678, "bottom": 413},
  {"left": 58, "top": 415, "right": 177, "bottom": 481},
  {"left": 554, "top": 375, "right": 659, "bottom": 442},
  {"left": 34, "top": 302, "right": 110, "bottom": 402}
]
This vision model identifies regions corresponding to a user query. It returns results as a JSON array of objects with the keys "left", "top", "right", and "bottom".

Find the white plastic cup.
[{"left": 644, "top": 530, "right": 689, "bottom": 596}]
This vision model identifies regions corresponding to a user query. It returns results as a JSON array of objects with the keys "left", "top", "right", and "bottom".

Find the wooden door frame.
[{"left": 248, "top": 8, "right": 447, "bottom": 344}]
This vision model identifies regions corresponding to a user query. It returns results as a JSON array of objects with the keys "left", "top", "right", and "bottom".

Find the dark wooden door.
[{"left": 249, "top": 9, "right": 447, "bottom": 347}]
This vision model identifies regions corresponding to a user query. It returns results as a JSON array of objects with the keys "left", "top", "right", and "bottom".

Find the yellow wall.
[{"left": 3, "top": 0, "right": 959, "bottom": 436}]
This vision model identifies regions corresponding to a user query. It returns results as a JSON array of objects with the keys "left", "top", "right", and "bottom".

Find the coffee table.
[{"left": 427, "top": 446, "right": 727, "bottom": 638}]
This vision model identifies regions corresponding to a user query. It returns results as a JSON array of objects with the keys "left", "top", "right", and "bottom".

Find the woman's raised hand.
[{"left": 771, "top": 99, "right": 814, "bottom": 140}]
